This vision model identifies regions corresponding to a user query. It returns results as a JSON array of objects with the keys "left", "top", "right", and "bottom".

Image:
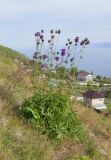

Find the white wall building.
[
  {"left": 83, "top": 90, "right": 107, "bottom": 110},
  {"left": 85, "top": 75, "right": 94, "bottom": 82}
]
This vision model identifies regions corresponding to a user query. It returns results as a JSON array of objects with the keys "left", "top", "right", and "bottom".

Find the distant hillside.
[
  {"left": 0, "top": 45, "right": 30, "bottom": 77},
  {"left": 0, "top": 45, "right": 28, "bottom": 63}
]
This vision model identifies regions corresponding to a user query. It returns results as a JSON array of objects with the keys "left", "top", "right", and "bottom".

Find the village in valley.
[{"left": 70, "top": 70, "right": 111, "bottom": 113}]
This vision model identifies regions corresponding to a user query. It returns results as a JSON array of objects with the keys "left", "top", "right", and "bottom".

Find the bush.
[{"left": 20, "top": 90, "right": 84, "bottom": 140}]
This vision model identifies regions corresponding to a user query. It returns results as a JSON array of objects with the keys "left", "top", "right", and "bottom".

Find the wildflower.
[
  {"left": 37, "top": 42, "right": 40, "bottom": 45},
  {"left": 51, "top": 35, "right": 54, "bottom": 39},
  {"left": 42, "top": 54, "right": 47, "bottom": 60},
  {"left": 34, "top": 52, "right": 38, "bottom": 56},
  {"left": 48, "top": 40, "right": 51, "bottom": 43},
  {"left": 41, "top": 64, "right": 45, "bottom": 69},
  {"left": 50, "top": 30, "right": 53, "bottom": 34},
  {"left": 58, "top": 30, "right": 61, "bottom": 34},
  {"left": 40, "top": 35, "right": 44, "bottom": 40},
  {"left": 61, "top": 49, "right": 66, "bottom": 56},
  {"left": 80, "top": 40, "right": 85, "bottom": 46},
  {"left": 85, "top": 40, "right": 90, "bottom": 45},
  {"left": 68, "top": 38, "right": 70, "bottom": 41},
  {"left": 33, "top": 52, "right": 38, "bottom": 59},
  {"left": 42, "top": 39, "right": 44, "bottom": 43},
  {"left": 70, "top": 57, "right": 74, "bottom": 62},
  {"left": 69, "top": 41, "right": 72, "bottom": 45},
  {"left": 75, "top": 36, "right": 79, "bottom": 44},
  {"left": 41, "top": 30, "right": 44, "bottom": 33},
  {"left": 35, "top": 32, "right": 41, "bottom": 36},
  {"left": 55, "top": 57, "right": 59, "bottom": 61},
  {"left": 33, "top": 55, "right": 37, "bottom": 59}
]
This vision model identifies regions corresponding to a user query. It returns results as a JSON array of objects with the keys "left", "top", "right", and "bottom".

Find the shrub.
[
  {"left": 69, "top": 156, "right": 90, "bottom": 160},
  {"left": 20, "top": 90, "right": 85, "bottom": 140}
]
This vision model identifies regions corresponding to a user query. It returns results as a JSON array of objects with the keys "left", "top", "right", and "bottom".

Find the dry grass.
[{"left": 72, "top": 101, "right": 111, "bottom": 160}]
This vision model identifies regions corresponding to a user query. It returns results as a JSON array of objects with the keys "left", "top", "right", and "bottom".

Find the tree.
[
  {"left": 70, "top": 67, "right": 78, "bottom": 77},
  {"left": 87, "top": 81, "right": 93, "bottom": 90},
  {"left": 96, "top": 75, "right": 101, "bottom": 81},
  {"left": 107, "top": 89, "right": 111, "bottom": 98}
]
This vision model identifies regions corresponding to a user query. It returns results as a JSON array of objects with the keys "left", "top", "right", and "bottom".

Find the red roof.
[
  {"left": 78, "top": 71, "right": 89, "bottom": 77},
  {"left": 83, "top": 90, "right": 104, "bottom": 99}
]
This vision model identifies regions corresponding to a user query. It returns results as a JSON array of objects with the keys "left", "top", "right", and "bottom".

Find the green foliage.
[
  {"left": 106, "top": 89, "right": 111, "bottom": 98},
  {"left": 56, "top": 66, "right": 68, "bottom": 80},
  {"left": 99, "top": 82, "right": 104, "bottom": 88},
  {"left": 20, "top": 90, "right": 85, "bottom": 140},
  {"left": 69, "top": 156, "right": 90, "bottom": 160},
  {"left": 96, "top": 75, "right": 101, "bottom": 80},
  {"left": 0, "top": 45, "right": 28, "bottom": 64},
  {"left": 107, "top": 103, "right": 111, "bottom": 111},
  {"left": 70, "top": 67, "right": 78, "bottom": 76},
  {"left": 87, "top": 81, "right": 93, "bottom": 91}
]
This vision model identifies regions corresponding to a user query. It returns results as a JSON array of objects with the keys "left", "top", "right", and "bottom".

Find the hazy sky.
[{"left": 0, "top": 0, "right": 111, "bottom": 76}]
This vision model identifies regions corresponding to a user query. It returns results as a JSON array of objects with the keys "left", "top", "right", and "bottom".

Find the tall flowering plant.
[{"left": 33, "top": 30, "right": 90, "bottom": 70}]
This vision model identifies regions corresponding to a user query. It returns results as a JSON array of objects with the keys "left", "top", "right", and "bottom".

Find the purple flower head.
[
  {"left": 33, "top": 55, "right": 37, "bottom": 59},
  {"left": 84, "top": 39, "right": 90, "bottom": 45},
  {"left": 50, "top": 30, "right": 53, "bottom": 34},
  {"left": 61, "top": 49, "right": 66, "bottom": 57},
  {"left": 41, "top": 30, "right": 44, "bottom": 33},
  {"left": 33, "top": 52, "right": 39, "bottom": 59},
  {"left": 34, "top": 52, "right": 38, "bottom": 56},
  {"left": 61, "top": 49, "right": 66, "bottom": 52},
  {"left": 69, "top": 41, "right": 72, "bottom": 45},
  {"left": 51, "top": 35, "right": 54, "bottom": 39},
  {"left": 80, "top": 40, "right": 85, "bottom": 46},
  {"left": 55, "top": 56, "right": 59, "bottom": 61},
  {"left": 68, "top": 38, "right": 70, "bottom": 42},
  {"left": 48, "top": 40, "right": 51, "bottom": 43},
  {"left": 86, "top": 40, "right": 90, "bottom": 45},
  {"left": 42, "top": 39, "right": 44, "bottom": 43},
  {"left": 42, "top": 54, "right": 47, "bottom": 60},
  {"left": 58, "top": 30, "right": 61, "bottom": 34},
  {"left": 37, "top": 42, "right": 40, "bottom": 45},
  {"left": 40, "top": 35, "right": 44, "bottom": 40},
  {"left": 41, "top": 64, "right": 45, "bottom": 69},
  {"left": 35, "top": 32, "right": 41, "bottom": 37},
  {"left": 75, "top": 37, "right": 79, "bottom": 44},
  {"left": 70, "top": 57, "right": 74, "bottom": 62}
]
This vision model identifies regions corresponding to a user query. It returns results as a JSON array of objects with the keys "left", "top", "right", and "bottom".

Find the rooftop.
[{"left": 83, "top": 90, "right": 104, "bottom": 99}]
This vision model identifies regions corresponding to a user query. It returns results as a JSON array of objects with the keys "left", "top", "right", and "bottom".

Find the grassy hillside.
[{"left": 0, "top": 45, "right": 111, "bottom": 160}]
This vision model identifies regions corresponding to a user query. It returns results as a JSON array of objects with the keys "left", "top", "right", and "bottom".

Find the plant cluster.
[
  {"left": 33, "top": 29, "right": 90, "bottom": 70},
  {"left": 20, "top": 90, "right": 85, "bottom": 140}
]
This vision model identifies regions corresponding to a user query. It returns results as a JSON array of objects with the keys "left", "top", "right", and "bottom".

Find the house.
[
  {"left": 77, "top": 71, "right": 94, "bottom": 82},
  {"left": 85, "top": 74, "right": 94, "bottom": 82},
  {"left": 77, "top": 71, "right": 89, "bottom": 81},
  {"left": 83, "top": 90, "right": 107, "bottom": 110}
]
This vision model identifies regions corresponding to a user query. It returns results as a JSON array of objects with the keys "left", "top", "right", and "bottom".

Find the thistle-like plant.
[{"left": 33, "top": 30, "right": 90, "bottom": 70}]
